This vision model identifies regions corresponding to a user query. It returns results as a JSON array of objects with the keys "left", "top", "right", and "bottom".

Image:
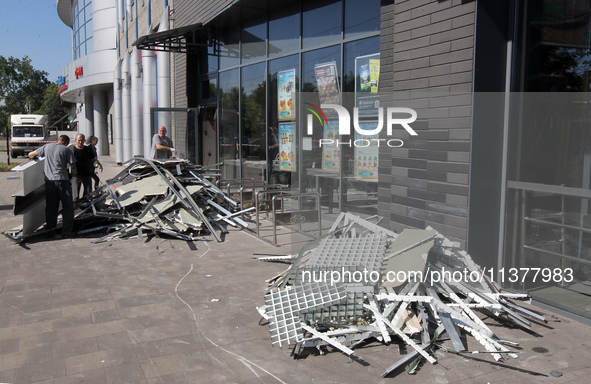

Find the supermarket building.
[{"left": 57, "top": 0, "right": 591, "bottom": 322}]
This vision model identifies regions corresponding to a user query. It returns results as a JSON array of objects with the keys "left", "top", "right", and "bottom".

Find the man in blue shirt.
[{"left": 29, "top": 135, "right": 77, "bottom": 238}]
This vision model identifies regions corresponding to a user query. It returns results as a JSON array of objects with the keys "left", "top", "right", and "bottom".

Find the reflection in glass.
[
  {"left": 241, "top": 10, "right": 267, "bottom": 64},
  {"left": 504, "top": 189, "right": 591, "bottom": 320},
  {"left": 219, "top": 69, "right": 240, "bottom": 179},
  {"left": 201, "top": 76, "right": 217, "bottom": 101},
  {"left": 515, "top": 94, "right": 591, "bottom": 189},
  {"left": 303, "top": 0, "right": 342, "bottom": 49},
  {"left": 507, "top": 1, "right": 591, "bottom": 320},
  {"left": 199, "top": 45, "right": 218, "bottom": 75},
  {"left": 344, "top": 0, "right": 380, "bottom": 39},
  {"left": 521, "top": 1, "right": 591, "bottom": 91},
  {"left": 343, "top": 36, "right": 380, "bottom": 92},
  {"left": 269, "top": 3, "right": 301, "bottom": 58},
  {"left": 339, "top": 37, "right": 380, "bottom": 215},
  {"left": 219, "top": 24, "right": 240, "bottom": 69},
  {"left": 241, "top": 63, "right": 267, "bottom": 181}
]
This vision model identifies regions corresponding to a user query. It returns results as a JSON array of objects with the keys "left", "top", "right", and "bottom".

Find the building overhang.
[
  {"left": 133, "top": 22, "right": 207, "bottom": 53},
  {"left": 56, "top": 0, "right": 73, "bottom": 27}
]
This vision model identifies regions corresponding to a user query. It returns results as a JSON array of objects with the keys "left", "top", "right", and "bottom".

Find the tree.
[
  {"left": 0, "top": 55, "right": 50, "bottom": 115},
  {"left": 37, "top": 83, "right": 69, "bottom": 129},
  {"left": 0, "top": 55, "right": 70, "bottom": 134}
]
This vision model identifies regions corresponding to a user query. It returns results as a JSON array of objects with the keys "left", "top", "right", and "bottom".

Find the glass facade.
[
  {"left": 72, "top": 0, "right": 93, "bottom": 60},
  {"left": 205, "top": 0, "right": 381, "bottom": 216},
  {"left": 505, "top": 0, "right": 591, "bottom": 319},
  {"left": 219, "top": 69, "right": 240, "bottom": 180}
]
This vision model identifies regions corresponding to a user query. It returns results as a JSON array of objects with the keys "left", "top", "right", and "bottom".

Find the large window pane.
[
  {"left": 198, "top": 45, "right": 219, "bottom": 76},
  {"left": 302, "top": 46, "right": 342, "bottom": 211},
  {"left": 85, "top": 3, "right": 92, "bottom": 23},
  {"left": 302, "top": 45, "right": 341, "bottom": 93},
  {"left": 269, "top": 3, "right": 301, "bottom": 58},
  {"left": 520, "top": 1, "right": 591, "bottom": 91},
  {"left": 241, "top": 10, "right": 267, "bottom": 64},
  {"left": 343, "top": 36, "right": 380, "bottom": 92},
  {"left": 504, "top": 189, "right": 591, "bottom": 320},
  {"left": 218, "top": 13, "right": 240, "bottom": 69},
  {"left": 340, "top": 36, "right": 380, "bottom": 215},
  {"left": 515, "top": 94, "right": 591, "bottom": 188},
  {"left": 86, "top": 20, "right": 93, "bottom": 41},
  {"left": 269, "top": 55, "right": 299, "bottom": 185},
  {"left": 505, "top": 0, "right": 591, "bottom": 320},
  {"left": 219, "top": 69, "right": 240, "bottom": 179},
  {"left": 344, "top": 0, "right": 380, "bottom": 39},
  {"left": 241, "top": 63, "right": 267, "bottom": 181},
  {"left": 303, "top": 0, "right": 342, "bottom": 49}
]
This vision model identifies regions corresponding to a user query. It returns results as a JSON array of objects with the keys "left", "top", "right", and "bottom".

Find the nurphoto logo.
[{"left": 305, "top": 103, "right": 418, "bottom": 148}]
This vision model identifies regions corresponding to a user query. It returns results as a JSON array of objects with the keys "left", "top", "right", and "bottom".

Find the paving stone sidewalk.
[{"left": 1, "top": 155, "right": 591, "bottom": 383}]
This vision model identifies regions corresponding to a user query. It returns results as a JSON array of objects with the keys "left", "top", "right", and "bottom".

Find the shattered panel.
[
  {"left": 257, "top": 213, "right": 547, "bottom": 379},
  {"left": 115, "top": 175, "right": 169, "bottom": 207},
  {"left": 265, "top": 283, "right": 347, "bottom": 347},
  {"left": 309, "top": 235, "right": 388, "bottom": 272}
]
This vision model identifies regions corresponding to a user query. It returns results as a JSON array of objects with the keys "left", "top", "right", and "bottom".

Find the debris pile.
[
  {"left": 258, "top": 213, "right": 546, "bottom": 377},
  {"left": 5, "top": 158, "right": 249, "bottom": 242}
]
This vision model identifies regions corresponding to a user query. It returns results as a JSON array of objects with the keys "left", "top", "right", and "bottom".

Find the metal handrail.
[
  {"left": 254, "top": 188, "right": 299, "bottom": 237},
  {"left": 216, "top": 177, "right": 254, "bottom": 188},
  {"left": 239, "top": 183, "right": 285, "bottom": 212},
  {"left": 272, "top": 192, "right": 321, "bottom": 246}
]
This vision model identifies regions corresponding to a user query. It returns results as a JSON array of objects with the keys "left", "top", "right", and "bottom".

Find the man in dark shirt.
[
  {"left": 87, "top": 135, "right": 103, "bottom": 190},
  {"left": 28, "top": 135, "right": 77, "bottom": 238},
  {"left": 73, "top": 133, "right": 97, "bottom": 199}
]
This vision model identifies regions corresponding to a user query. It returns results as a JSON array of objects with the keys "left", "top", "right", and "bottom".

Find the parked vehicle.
[{"left": 10, "top": 115, "right": 74, "bottom": 158}]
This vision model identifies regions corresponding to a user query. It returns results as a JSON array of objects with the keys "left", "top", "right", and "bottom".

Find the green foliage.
[
  {"left": 0, "top": 161, "right": 23, "bottom": 172},
  {"left": 0, "top": 55, "right": 69, "bottom": 133},
  {"left": 0, "top": 107, "right": 9, "bottom": 136},
  {"left": 0, "top": 55, "right": 50, "bottom": 114},
  {"left": 37, "top": 83, "right": 69, "bottom": 128}
]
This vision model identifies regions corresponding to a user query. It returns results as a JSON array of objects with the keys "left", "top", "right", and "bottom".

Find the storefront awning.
[{"left": 134, "top": 22, "right": 206, "bottom": 53}]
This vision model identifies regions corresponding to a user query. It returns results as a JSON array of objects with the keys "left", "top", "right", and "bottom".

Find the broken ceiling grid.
[{"left": 257, "top": 214, "right": 548, "bottom": 378}]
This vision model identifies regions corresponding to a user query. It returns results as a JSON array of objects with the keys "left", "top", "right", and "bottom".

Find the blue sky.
[{"left": 1, "top": 0, "right": 72, "bottom": 83}]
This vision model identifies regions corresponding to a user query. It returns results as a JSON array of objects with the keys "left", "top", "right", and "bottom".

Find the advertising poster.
[
  {"left": 355, "top": 53, "right": 380, "bottom": 115},
  {"left": 322, "top": 120, "right": 341, "bottom": 172},
  {"left": 279, "top": 122, "right": 296, "bottom": 172},
  {"left": 369, "top": 58, "right": 380, "bottom": 93},
  {"left": 354, "top": 122, "right": 379, "bottom": 181},
  {"left": 278, "top": 69, "right": 296, "bottom": 120},
  {"left": 315, "top": 62, "right": 340, "bottom": 104}
]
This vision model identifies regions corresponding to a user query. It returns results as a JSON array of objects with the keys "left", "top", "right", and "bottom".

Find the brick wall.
[{"left": 378, "top": 0, "right": 475, "bottom": 245}]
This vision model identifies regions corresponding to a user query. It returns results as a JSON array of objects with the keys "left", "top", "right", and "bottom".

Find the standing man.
[
  {"left": 28, "top": 135, "right": 77, "bottom": 238},
  {"left": 73, "top": 133, "right": 97, "bottom": 198},
  {"left": 87, "top": 135, "right": 103, "bottom": 190},
  {"left": 150, "top": 126, "right": 175, "bottom": 159}
]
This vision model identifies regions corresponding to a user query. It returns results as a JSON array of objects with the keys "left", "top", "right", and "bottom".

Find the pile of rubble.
[
  {"left": 257, "top": 213, "right": 546, "bottom": 377},
  {"left": 4, "top": 158, "right": 249, "bottom": 242}
]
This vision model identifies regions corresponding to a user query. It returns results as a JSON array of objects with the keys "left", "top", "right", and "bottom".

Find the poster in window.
[
  {"left": 278, "top": 69, "right": 296, "bottom": 120},
  {"left": 322, "top": 120, "right": 340, "bottom": 172},
  {"left": 355, "top": 53, "right": 380, "bottom": 116},
  {"left": 279, "top": 122, "right": 296, "bottom": 172},
  {"left": 354, "top": 122, "right": 379, "bottom": 181},
  {"left": 315, "top": 62, "right": 340, "bottom": 104}
]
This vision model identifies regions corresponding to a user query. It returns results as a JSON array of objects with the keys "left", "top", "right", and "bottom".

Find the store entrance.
[{"left": 150, "top": 107, "right": 199, "bottom": 164}]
